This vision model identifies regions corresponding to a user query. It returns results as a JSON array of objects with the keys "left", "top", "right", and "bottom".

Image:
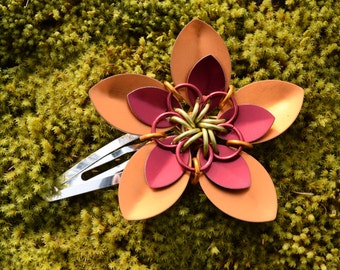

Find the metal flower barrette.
[{"left": 50, "top": 19, "right": 304, "bottom": 222}]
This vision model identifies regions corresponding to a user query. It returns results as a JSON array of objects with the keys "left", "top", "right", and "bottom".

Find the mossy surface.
[{"left": 0, "top": 0, "right": 339, "bottom": 269}]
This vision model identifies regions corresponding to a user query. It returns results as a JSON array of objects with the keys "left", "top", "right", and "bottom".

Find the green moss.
[{"left": 0, "top": 0, "right": 339, "bottom": 269}]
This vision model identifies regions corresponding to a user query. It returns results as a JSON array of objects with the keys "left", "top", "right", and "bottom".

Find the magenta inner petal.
[
  {"left": 199, "top": 145, "right": 251, "bottom": 189},
  {"left": 127, "top": 87, "right": 173, "bottom": 127},
  {"left": 187, "top": 55, "right": 225, "bottom": 103},
  {"left": 145, "top": 142, "right": 190, "bottom": 189},
  {"left": 219, "top": 105, "right": 275, "bottom": 142}
]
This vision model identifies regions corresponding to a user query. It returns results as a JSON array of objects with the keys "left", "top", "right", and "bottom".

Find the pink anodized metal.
[
  {"left": 145, "top": 137, "right": 190, "bottom": 189},
  {"left": 127, "top": 87, "right": 180, "bottom": 128},
  {"left": 219, "top": 104, "right": 275, "bottom": 142}
]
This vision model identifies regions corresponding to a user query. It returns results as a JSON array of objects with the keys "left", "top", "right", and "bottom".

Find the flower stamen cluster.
[{"left": 170, "top": 100, "right": 226, "bottom": 156}]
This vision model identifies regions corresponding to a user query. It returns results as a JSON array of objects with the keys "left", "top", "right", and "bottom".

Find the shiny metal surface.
[
  {"left": 48, "top": 161, "right": 127, "bottom": 201},
  {"left": 60, "top": 133, "right": 139, "bottom": 183},
  {"left": 48, "top": 134, "right": 144, "bottom": 201}
]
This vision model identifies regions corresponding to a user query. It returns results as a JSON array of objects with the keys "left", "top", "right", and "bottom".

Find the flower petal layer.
[
  {"left": 219, "top": 105, "right": 275, "bottom": 142},
  {"left": 171, "top": 19, "right": 231, "bottom": 90},
  {"left": 199, "top": 151, "right": 277, "bottom": 222},
  {"left": 127, "top": 87, "right": 179, "bottom": 128},
  {"left": 118, "top": 142, "right": 190, "bottom": 220},
  {"left": 229, "top": 80, "right": 304, "bottom": 142},
  {"left": 146, "top": 139, "right": 190, "bottom": 188},
  {"left": 89, "top": 74, "right": 166, "bottom": 135},
  {"left": 199, "top": 145, "right": 251, "bottom": 189},
  {"left": 187, "top": 55, "right": 225, "bottom": 102}
]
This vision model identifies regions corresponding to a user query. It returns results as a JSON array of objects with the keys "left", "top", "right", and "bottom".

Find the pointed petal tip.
[{"left": 220, "top": 105, "right": 275, "bottom": 143}]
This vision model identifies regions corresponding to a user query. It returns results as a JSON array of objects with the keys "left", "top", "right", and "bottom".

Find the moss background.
[{"left": 0, "top": 0, "right": 339, "bottom": 269}]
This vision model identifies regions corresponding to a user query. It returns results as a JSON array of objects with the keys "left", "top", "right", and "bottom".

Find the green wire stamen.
[{"left": 172, "top": 98, "right": 227, "bottom": 155}]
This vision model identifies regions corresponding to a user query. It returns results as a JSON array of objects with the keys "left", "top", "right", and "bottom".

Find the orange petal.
[
  {"left": 199, "top": 151, "right": 277, "bottom": 222},
  {"left": 118, "top": 142, "right": 190, "bottom": 220},
  {"left": 89, "top": 74, "right": 166, "bottom": 135},
  {"left": 232, "top": 80, "right": 304, "bottom": 142},
  {"left": 171, "top": 19, "right": 231, "bottom": 89}
]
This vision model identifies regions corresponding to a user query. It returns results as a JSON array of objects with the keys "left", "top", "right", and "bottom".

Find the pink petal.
[
  {"left": 199, "top": 151, "right": 277, "bottom": 222},
  {"left": 146, "top": 139, "right": 190, "bottom": 188},
  {"left": 128, "top": 87, "right": 180, "bottom": 128},
  {"left": 199, "top": 145, "right": 251, "bottom": 189},
  {"left": 118, "top": 142, "right": 190, "bottom": 220},
  {"left": 219, "top": 105, "right": 275, "bottom": 142},
  {"left": 187, "top": 55, "right": 225, "bottom": 102},
  {"left": 171, "top": 19, "right": 231, "bottom": 89}
]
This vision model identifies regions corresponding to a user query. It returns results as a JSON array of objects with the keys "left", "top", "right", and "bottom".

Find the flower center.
[
  {"left": 140, "top": 82, "right": 253, "bottom": 183},
  {"left": 170, "top": 98, "right": 226, "bottom": 157}
]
